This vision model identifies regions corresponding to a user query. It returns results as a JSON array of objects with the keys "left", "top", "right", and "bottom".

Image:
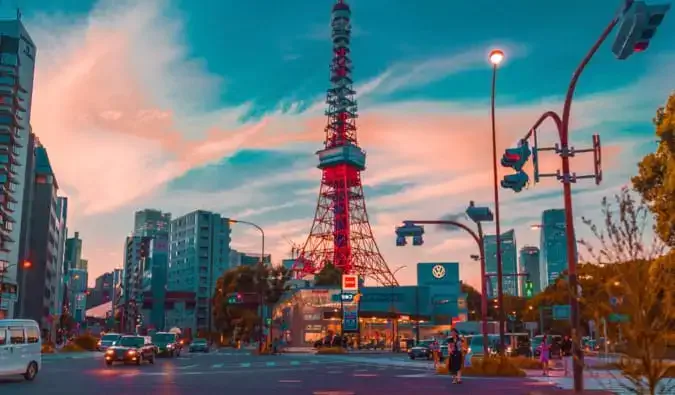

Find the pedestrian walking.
[
  {"left": 448, "top": 329, "right": 464, "bottom": 384},
  {"left": 561, "top": 335, "right": 573, "bottom": 376},
  {"left": 540, "top": 334, "right": 551, "bottom": 376}
]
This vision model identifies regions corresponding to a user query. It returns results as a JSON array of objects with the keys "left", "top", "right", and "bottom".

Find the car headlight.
[
  {"left": 127, "top": 350, "right": 137, "bottom": 355},
  {"left": 98, "top": 341, "right": 102, "bottom": 346},
  {"left": 168, "top": 344, "right": 173, "bottom": 349},
  {"left": 467, "top": 347, "right": 472, "bottom": 353},
  {"left": 106, "top": 350, "right": 114, "bottom": 355}
]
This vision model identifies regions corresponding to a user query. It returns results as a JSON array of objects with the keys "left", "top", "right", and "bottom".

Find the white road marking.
[
  {"left": 177, "top": 364, "right": 198, "bottom": 369},
  {"left": 279, "top": 379, "right": 302, "bottom": 383},
  {"left": 211, "top": 363, "right": 224, "bottom": 368},
  {"left": 240, "top": 362, "right": 251, "bottom": 367},
  {"left": 266, "top": 362, "right": 276, "bottom": 366},
  {"left": 290, "top": 361, "right": 300, "bottom": 365},
  {"left": 353, "top": 373, "right": 377, "bottom": 377}
]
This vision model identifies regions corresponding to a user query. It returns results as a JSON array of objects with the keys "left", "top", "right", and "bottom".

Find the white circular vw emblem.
[{"left": 432, "top": 264, "right": 446, "bottom": 279}]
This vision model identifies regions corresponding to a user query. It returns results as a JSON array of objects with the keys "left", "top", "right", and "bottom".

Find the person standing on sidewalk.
[
  {"left": 448, "top": 329, "right": 464, "bottom": 384},
  {"left": 540, "top": 335, "right": 551, "bottom": 376},
  {"left": 561, "top": 335, "right": 573, "bottom": 376}
]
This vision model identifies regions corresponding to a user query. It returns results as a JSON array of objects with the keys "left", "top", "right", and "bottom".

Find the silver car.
[{"left": 98, "top": 333, "right": 122, "bottom": 351}]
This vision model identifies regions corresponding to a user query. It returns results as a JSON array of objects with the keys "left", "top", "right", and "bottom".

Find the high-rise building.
[
  {"left": 15, "top": 131, "right": 35, "bottom": 317},
  {"left": 120, "top": 235, "right": 151, "bottom": 332},
  {"left": 167, "top": 210, "right": 231, "bottom": 333},
  {"left": 484, "top": 229, "right": 518, "bottom": 297},
  {"left": 134, "top": 209, "right": 171, "bottom": 237},
  {"left": 0, "top": 17, "right": 37, "bottom": 320},
  {"left": 53, "top": 197, "right": 68, "bottom": 317},
  {"left": 87, "top": 271, "right": 113, "bottom": 308},
  {"left": 539, "top": 209, "right": 569, "bottom": 289},
  {"left": 519, "top": 246, "right": 541, "bottom": 296},
  {"left": 141, "top": 233, "right": 169, "bottom": 330},
  {"left": 229, "top": 249, "right": 271, "bottom": 268},
  {"left": 21, "top": 143, "right": 61, "bottom": 330},
  {"left": 65, "top": 267, "right": 88, "bottom": 323},
  {"left": 78, "top": 258, "right": 88, "bottom": 271},
  {"left": 64, "top": 232, "right": 82, "bottom": 272}
]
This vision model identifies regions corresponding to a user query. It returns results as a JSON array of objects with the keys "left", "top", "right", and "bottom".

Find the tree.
[
  {"left": 578, "top": 188, "right": 674, "bottom": 395},
  {"left": 632, "top": 92, "right": 675, "bottom": 247},
  {"left": 460, "top": 282, "right": 483, "bottom": 320},
  {"left": 314, "top": 262, "right": 342, "bottom": 286}
]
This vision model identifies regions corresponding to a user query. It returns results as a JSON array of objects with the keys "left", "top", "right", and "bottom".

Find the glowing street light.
[{"left": 489, "top": 49, "right": 505, "bottom": 66}]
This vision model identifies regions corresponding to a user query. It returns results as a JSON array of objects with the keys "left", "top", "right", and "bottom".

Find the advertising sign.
[
  {"left": 342, "top": 305, "right": 359, "bottom": 332},
  {"left": 342, "top": 274, "right": 358, "bottom": 291}
]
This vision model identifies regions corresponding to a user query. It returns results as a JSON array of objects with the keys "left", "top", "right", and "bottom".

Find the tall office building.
[
  {"left": 167, "top": 210, "right": 231, "bottom": 333},
  {"left": 229, "top": 249, "right": 271, "bottom": 268},
  {"left": 87, "top": 271, "right": 113, "bottom": 308},
  {"left": 141, "top": 233, "right": 169, "bottom": 330},
  {"left": 0, "top": 16, "right": 37, "bottom": 319},
  {"left": 78, "top": 258, "right": 88, "bottom": 271},
  {"left": 539, "top": 209, "right": 569, "bottom": 289},
  {"left": 484, "top": 229, "right": 518, "bottom": 297},
  {"left": 14, "top": 131, "right": 35, "bottom": 317},
  {"left": 120, "top": 235, "right": 151, "bottom": 332},
  {"left": 65, "top": 267, "right": 88, "bottom": 323},
  {"left": 22, "top": 143, "right": 61, "bottom": 331},
  {"left": 134, "top": 209, "right": 171, "bottom": 237},
  {"left": 519, "top": 246, "right": 541, "bottom": 296},
  {"left": 64, "top": 232, "right": 82, "bottom": 271},
  {"left": 53, "top": 197, "right": 68, "bottom": 317}
]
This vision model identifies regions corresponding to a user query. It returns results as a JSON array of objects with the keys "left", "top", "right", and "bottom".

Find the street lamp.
[
  {"left": 488, "top": 48, "right": 507, "bottom": 354},
  {"left": 0, "top": 260, "right": 32, "bottom": 319},
  {"left": 395, "top": 201, "right": 494, "bottom": 355},
  {"left": 229, "top": 219, "right": 266, "bottom": 351},
  {"left": 389, "top": 265, "right": 406, "bottom": 352}
]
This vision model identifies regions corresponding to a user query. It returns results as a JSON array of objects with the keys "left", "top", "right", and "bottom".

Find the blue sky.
[{"left": 17, "top": 0, "right": 675, "bottom": 286}]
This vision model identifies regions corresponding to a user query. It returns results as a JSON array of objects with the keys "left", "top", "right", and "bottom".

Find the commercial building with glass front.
[{"left": 272, "top": 262, "right": 468, "bottom": 347}]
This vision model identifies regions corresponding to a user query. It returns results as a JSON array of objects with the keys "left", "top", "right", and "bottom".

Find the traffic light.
[
  {"left": 500, "top": 172, "right": 529, "bottom": 192},
  {"left": 500, "top": 141, "right": 531, "bottom": 192},
  {"left": 525, "top": 280, "right": 534, "bottom": 298},
  {"left": 227, "top": 293, "right": 243, "bottom": 304},
  {"left": 395, "top": 222, "right": 425, "bottom": 247},
  {"left": 612, "top": 1, "right": 670, "bottom": 60}
]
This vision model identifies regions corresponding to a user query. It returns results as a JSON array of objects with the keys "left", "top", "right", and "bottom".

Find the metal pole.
[
  {"left": 490, "top": 63, "right": 506, "bottom": 353},
  {"left": 0, "top": 269, "right": 4, "bottom": 319},
  {"left": 476, "top": 222, "right": 489, "bottom": 356},
  {"left": 415, "top": 286, "right": 419, "bottom": 343}
]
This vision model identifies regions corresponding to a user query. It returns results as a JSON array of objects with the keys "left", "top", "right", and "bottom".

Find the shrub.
[
  {"left": 316, "top": 347, "right": 346, "bottom": 355},
  {"left": 60, "top": 343, "right": 85, "bottom": 353},
  {"left": 72, "top": 334, "right": 99, "bottom": 351},
  {"left": 436, "top": 356, "right": 526, "bottom": 377},
  {"left": 41, "top": 342, "right": 55, "bottom": 354},
  {"left": 508, "top": 356, "right": 543, "bottom": 370}
]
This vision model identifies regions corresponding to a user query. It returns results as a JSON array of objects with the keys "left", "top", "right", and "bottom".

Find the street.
[{"left": 0, "top": 350, "right": 561, "bottom": 394}]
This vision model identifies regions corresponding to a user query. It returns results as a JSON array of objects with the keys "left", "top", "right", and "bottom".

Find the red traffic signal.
[{"left": 612, "top": 1, "right": 670, "bottom": 60}]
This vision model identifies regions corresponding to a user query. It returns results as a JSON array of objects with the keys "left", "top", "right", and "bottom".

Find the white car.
[{"left": 0, "top": 319, "right": 42, "bottom": 381}]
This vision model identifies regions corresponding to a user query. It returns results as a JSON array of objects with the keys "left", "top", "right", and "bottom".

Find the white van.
[{"left": 0, "top": 319, "right": 42, "bottom": 381}]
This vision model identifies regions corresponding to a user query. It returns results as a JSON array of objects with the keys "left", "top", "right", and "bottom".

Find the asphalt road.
[{"left": 0, "top": 350, "right": 561, "bottom": 394}]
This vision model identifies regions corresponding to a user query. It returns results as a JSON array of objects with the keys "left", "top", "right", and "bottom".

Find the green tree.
[
  {"left": 460, "top": 282, "right": 483, "bottom": 320},
  {"left": 579, "top": 189, "right": 673, "bottom": 395},
  {"left": 632, "top": 92, "right": 675, "bottom": 247},
  {"left": 314, "top": 262, "right": 342, "bottom": 286}
]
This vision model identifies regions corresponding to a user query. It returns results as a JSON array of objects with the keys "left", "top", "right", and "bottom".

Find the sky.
[{"left": 14, "top": 0, "right": 675, "bottom": 288}]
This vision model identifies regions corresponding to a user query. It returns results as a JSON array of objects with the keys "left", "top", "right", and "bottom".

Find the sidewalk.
[{"left": 42, "top": 351, "right": 100, "bottom": 360}]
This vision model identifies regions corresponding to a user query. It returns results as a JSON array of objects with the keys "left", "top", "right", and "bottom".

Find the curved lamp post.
[
  {"left": 395, "top": 201, "right": 494, "bottom": 355},
  {"left": 389, "top": 265, "right": 406, "bottom": 351},
  {"left": 229, "top": 219, "right": 266, "bottom": 351}
]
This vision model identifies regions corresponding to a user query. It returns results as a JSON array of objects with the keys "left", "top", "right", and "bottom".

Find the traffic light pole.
[{"left": 519, "top": 16, "right": 620, "bottom": 394}]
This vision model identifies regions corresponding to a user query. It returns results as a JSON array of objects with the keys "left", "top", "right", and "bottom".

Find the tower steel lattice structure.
[{"left": 292, "top": 0, "right": 397, "bottom": 286}]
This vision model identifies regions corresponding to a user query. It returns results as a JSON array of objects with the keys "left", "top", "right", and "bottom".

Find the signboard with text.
[
  {"left": 342, "top": 275, "right": 359, "bottom": 291},
  {"left": 342, "top": 305, "right": 359, "bottom": 332}
]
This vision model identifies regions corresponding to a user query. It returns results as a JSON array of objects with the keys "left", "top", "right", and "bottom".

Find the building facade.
[
  {"left": 167, "top": 210, "right": 231, "bottom": 333},
  {"left": 484, "top": 229, "right": 519, "bottom": 296},
  {"left": 64, "top": 231, "right": 82, "bottom": 272},
  {"left": 22, "top": 144, "right": 60, "bottom": 329},
  {"left": 539, "top": 209, "right": 569, "bottom": 289},
  {"left": 229, "top": 250, "right": 271, "bottom": 268},
  {"left": 65, "top": 268, "right": 88, "bottom": 323},
  {"left": 120, "top": 235, "right": 151, "bottom": 332},
  {"left": 53, "top": 197, "right": 68, "bottom": 317},
  {"left": 519, "top": 246, "right": 541, "bottom": 296},
  {"left": 87, "top": 271, "right": 114, "bottom": 309},
  {"left": 0, "top": 18, "right": 37, "bottom": 320},
  {"left": 140, "top": 233, "right": 169, "bottom": 330},
  {"left": 134, "top": 209, "right": 171, "bottom": 237}
]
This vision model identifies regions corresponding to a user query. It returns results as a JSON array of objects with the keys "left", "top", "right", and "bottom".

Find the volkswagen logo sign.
[{"left": 432, "top": 264, "right": 446, "bottom": 279}]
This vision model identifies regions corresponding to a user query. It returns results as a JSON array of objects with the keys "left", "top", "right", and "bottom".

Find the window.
[
  {"left": 0, "top": 328, "right": 5, "bottom": 345},
  {"left": 9, "top": 327, "right": 24, "bottom": 344},
  {"left": 26, "top": 326, "right": 39, "bottom": 343}
]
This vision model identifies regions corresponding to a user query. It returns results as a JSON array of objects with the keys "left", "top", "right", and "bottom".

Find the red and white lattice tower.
[{"left": 292, "top": 0, "right": 397, "bottom": 286}]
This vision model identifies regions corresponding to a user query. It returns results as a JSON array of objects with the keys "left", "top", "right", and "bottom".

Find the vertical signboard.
[
  {"left": 342, "top": 305, "right": 359, "bottom": 332},
  {"left": 341, "top": 274, "right": 360, "bottom": 333},
  {"left": 342, "top": 275, "right": 358, "bottom": 291}
]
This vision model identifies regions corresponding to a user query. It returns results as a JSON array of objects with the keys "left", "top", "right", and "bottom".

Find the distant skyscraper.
[
  {"left": 78, "top": 258, "right": 88, "bottom": 271},
  {"left": 65, "top": 268, "right": 88, "bottom": 323},
  {"left": 484, "top": 229, "right": 518, "bottom": 297},
  {"left": 120, "top": 235, "right": 151, "bottom": 332},
  {"left": 53, "top": 197, "right": 68, "bottom": 317},
  {"left": 229, "top": 249, "right": 271, "bottom": 267},
  {"left": 141, "top": 233, "right": 169, "bottom": 330},
  {"left": 134, "top": 209, "right": 171, "bottom": 237},
  {"left": 0, "top": 17, "right": 38, "bottom": 320},
  {"left": 519, "top": 246, "right": 541, "bottom": 296},
  {"left": 167, "top": 210, "right": 231, "bottom": 333},
  {"left": 539, "top": 209, "right": 569, "bottom": 289},
  {"left": 64, "top": 232, "right": 82, "bottom": 272}
]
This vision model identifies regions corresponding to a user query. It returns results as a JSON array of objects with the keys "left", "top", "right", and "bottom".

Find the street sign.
[
  {"left": 608, "top": 313, "right": 629, "bottom": 323},
  {"left": 552, "top": 304, "right": 571, "bottom": 320},
  {"left": 524, "top": 322, "right": 538, "bottom": 330},
  {"left": 342, "top": 305, "right": 359, "bottom": 332},
  {"left": 331, "top": 292, "right": 356, "bottom": 302},
  {"left": 342, "top": 275, "right": 359, "bottom": 291}
]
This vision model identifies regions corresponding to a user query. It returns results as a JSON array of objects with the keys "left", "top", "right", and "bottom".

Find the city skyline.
[{"left": 17, "top": 0, "right": 675, "bottom": 288}]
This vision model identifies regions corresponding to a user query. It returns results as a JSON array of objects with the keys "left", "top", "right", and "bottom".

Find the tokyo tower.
[{"left": 292, "top": 0, "right": 397, "bottom": 286}]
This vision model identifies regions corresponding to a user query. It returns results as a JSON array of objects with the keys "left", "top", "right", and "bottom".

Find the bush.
[
  {"left": 436, "top": 356, "right": 526, "bottom": 377},
  {"left": 73, "top": 334, "right": 99, "bottom": 351},
  {"left": 60, "top": 343, "right": 85, "bottom": 353},
  {"left": 316, "top": 347, "right": 346, "bottom": 355},
  {"left": 508, "top": 356, "right": 544, "bottom": 370},
  {"left": 41, "top": 342, "right": 55, "bottom": 354}
]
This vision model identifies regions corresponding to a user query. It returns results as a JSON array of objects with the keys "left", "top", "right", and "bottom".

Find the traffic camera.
[
  {"left": 612, "top": 1, "right": 670, "bottom": 60},
  {"left": 395, "top": 221, "right": 424, "bottom": 246}
]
